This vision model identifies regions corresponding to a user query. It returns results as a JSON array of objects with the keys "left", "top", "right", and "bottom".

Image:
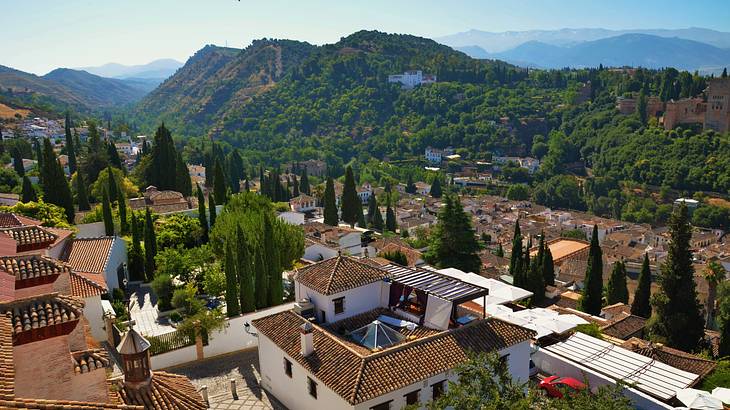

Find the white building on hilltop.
[
  {"left": 251, "top": 255, "right": 534, "bottom": 410},
  {"left": 388, "top": 70, "right": 437, "bottom": 89}
]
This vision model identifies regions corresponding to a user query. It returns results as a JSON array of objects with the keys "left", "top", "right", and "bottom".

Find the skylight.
[{"left": 349, "top": 320, "right": 405, "bottom": 350}]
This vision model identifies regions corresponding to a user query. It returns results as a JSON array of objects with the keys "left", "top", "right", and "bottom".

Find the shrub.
[{"left": 151, "top": 274, "right": 174, "bottom": 311}]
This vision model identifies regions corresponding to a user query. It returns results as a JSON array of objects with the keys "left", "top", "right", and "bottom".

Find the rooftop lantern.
[{"left": 117, "top": 327, "right": 152, "bottom": 387}]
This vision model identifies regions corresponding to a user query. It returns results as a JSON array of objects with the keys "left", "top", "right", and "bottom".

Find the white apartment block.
[{"left": 388, "top": 70, "right": 437, "bottom": 89}]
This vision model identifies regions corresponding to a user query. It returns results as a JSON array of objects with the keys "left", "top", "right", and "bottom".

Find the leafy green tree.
[
  {"left": 430, "top": 175, "right": 442, "bottom": 198},
  {"left": 323, "top": 177, "right": 338, "bottom": 226},
  {"left": 381, "top": 250, "right": 408, "bottom": 266},
  {"left": 340, "top": 165, "right": 361, "bottom": 228},
  {"left": 509, "top": 220, "right": 522, "bottom": 277},
  {"left": 75, "top": 172, "right": 90, "bottom": 211},
  {"left": 606, "top": 261, "right": 629, "bottom": 305},
  {"left": 237, "top": 225, "right": 255, "bottom": 313},
  {"left": 425, "top": 194, "right": 481, "bottom": 273},
  {"left": 21, "top": 176, "right": 36, "bottom": 203},
  {"left": 41, "top": 138, "right": 74, "bottom": 223},
  {"left": 224, "top": 243, "right": 241, "bottom": 317},
  {"left": 506, "top": 183, "right": 530, "bottom": 201},
  {"left": 102, "top": 189, "right": 114, "bottom": 236},
  {"left": 717, "top": 282, "right": 730, "bottom": 357},
  {"left": 144, "top": 208, "right": 157, "bottom": 279},
  {"left": 197, "top": 184, "right": 209, "bottom": 243},
  {"left": 494, "top": 243, "right": 504, "bottom": 257},
  {"left": 79, "top": 121, "right": 108, "bottom": 183},
  {"left": 150, "top": 274, "right": 173, "bottom": 311},
  {"left": 128, "top": 212, "right": 145, "bottom": 281},
  {"left": 579, "top": 225, "right": 603, "bottom": 315},
  {"left": 156, "top": 213, "right": 203, "bottom": 249},
  {"left": 631, "top": 253, "right": 652, "bottom": 318},
  {"left": 0, "top": 200, "right": 72, "bottom": 228},
  {"left": 64, "top": 112, "right": 77, "bottom": 175},
  {"left": 385, "top": 196, "right": 397, "bottom": 233},
  {"left": 299, "top": 168, "right": 310, "bottom": 194},
  {"left": 209, "top": 192, "right": 217, "bottom": 227},
  {"left": 648, "top": 204, "right": 705, "bottom": 352},
  {"left": 117, "top": 187, "right": 128, "bottom": 235},
  {"left": 213, "top": 159, "right": 227, "bottom": 205}
]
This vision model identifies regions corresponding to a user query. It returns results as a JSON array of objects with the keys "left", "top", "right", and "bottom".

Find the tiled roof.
[
  {"left": 295, "top": 255, "right": 389, "bottom": 295},
  {"left": 253, "top": 310, "right": 534, "bottom": 405},
  {"left": 600, "top": 314, "right": 646, "bottom": 340},
  {"left": 0, "top": 398, "right": 141, "bottom": 409},
  {"left": 72, "top": 349, "right": 111, "bottom": 374},
  {"left": 70, "top": 271, "right": 108, "bottom": 298},
  {"left": 0, "top": 255, "right": 69, "bottom": 281},
  {"left": 116, "top": 371, "right": 207, "bottom": 410},
  {"left": 0, "top": 314, "right": 14, "bottom": 400},
  {"left": 61, "top": 237, "right": 115, "bottom": 273},
  {"left": 622, "top": 337, "right": 717, "bottom": 380},
  {"left": 2, "top": 294, "right": 83, "bottom": 335},
  {"left": 1, "top": 226, "right": 57, "bottom": 247},
  {"left": 0, "top": 213, "right": 42, "bottom": 228}
]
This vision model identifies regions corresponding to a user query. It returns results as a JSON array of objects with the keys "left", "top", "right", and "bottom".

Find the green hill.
[{"left": 43, "top": 68, "right": 147, "bottom": 106}]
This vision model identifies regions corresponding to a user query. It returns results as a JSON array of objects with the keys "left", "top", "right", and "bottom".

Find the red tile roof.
[
  {"left": 0, "top": 255, "right": 68, "bottom": 281},
  {"left": 295, "top": 255, "right": 388, "bottom": 295},
  {"left": 0, "top": 213, "right": 42, "bottom": 228},
  {"left": 2, "top": 293, "right": 83, "bottom": 336},
  {"left": 71, "top": 271, "right": 108, "bottom": 298},
  {"left": 1, "top": 226, "right": 57, "bottom": 249},
  {"left": 116, "top": 372, "right": 207, "bottom": 410},
  {"left": 253, "top": 310, "right": 534, "bottom": 405},
  {"left": 0, "top": 313, "right": 14, "bottom": 400},
  {"left": 61, "top": 237, "right": 116, "bottom": 273}
]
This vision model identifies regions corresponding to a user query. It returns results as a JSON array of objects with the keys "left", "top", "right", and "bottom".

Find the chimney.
[{"left": 300, "top": 322, "right": 314, "bottom": 357}]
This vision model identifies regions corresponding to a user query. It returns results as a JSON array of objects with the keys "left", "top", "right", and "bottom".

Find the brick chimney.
[{"left": 300, "top": 322, "right": 314, "bottom": 357}]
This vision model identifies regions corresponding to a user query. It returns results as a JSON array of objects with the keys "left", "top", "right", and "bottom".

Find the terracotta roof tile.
[
  {"left": 0, "top": 313, "right": 14, "bottom": 400},
  {"left": 116, "top": 372, "right": 207, "bottom": 410},
  {"left": 253, "top": 310, "right": 534, "bottom": 404},
  {"left": 0, "top": 213, "right": 43, "bottom": 228},
  {"left": 0, "top": 255, "right": 69, "bottom": 281},
  {"left": 600, "top": 314, "right": 646, "bottom": 340},
  {"left": 0, "top": 398, "right": 142, "bottom": 409},
  {"left": 61, "top": 237, "right": 115, "bottom": 273},
  {"left": 70, "top": 271, "right": 108, "bottom": 298},
  {"left": 1, "top": 294, "right": 83, "bottom": 336},
  {"left": 621, "top": 337, "right": 717, "bottom": 380},
  {"left": 72, "top": 349, "right": 111, "bottom": 374},
  {"left": 1, "top": 226, "right": 57, "bottom": 248},
  {"left": 295, "top": 255, "right": 389, "bottom": 295}
]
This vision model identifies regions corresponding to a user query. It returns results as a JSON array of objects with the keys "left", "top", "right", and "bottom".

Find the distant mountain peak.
[{"left": 76, "top": 58, "right": 184, "bottom": 80}]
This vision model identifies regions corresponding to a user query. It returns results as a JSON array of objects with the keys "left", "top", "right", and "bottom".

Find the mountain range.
[{"left": 437, "top": 28, "right": 730, "bottom": 73}]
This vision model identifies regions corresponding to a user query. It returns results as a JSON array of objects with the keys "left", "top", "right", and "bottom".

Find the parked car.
[{"left": 538, "top": 376, "right": 586, "bottom": 398}]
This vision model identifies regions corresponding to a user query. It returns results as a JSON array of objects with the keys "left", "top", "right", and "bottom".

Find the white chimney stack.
[{"left": 300, "top": 322, "right": 314, "bottom": 357}]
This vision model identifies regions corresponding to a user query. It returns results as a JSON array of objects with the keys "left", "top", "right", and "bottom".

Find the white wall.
[
  {"left": 150, "top": 344, "right": 198, "bottom": 370},
  {"left": 303, "top": 244, "right": 338, "bottom": 262},
  {"left": 295, "top": 282, "right": 385, "bottom": 324},
  {"left": 104, "top": 237, "right": 127, "bottom": 290},
  {"left": 279, "top": 212, "right": 305, "bottom": 226},
  {"left": 83, "top": 295, "right": 107, "bottom": 342},
  {"left": 532, "top": 349, "right": 674, "bottom": 410}
]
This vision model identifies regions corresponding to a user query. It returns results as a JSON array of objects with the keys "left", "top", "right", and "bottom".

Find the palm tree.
[{"left": 703, "top": 261, "right": 726, "bottom": 329}]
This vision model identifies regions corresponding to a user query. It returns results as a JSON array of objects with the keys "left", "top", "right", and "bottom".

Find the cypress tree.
[
  {"left": 237, "top": 225, "right": 255, "bottom": 313},
  {"left": 146, "top": 123, "right": 178, "bottom": 191},
  {"left": 323, "top": 177, "right": 338, "bottom": 226},
  {"left": 213, "top": 159, "right": 227, "bottom": 205},
  {"left": 430, "top": 175, "right": 442, "bottom": 198},
  {"left": 12, "top": 148, "right": 24, "bottom": 177},
  {"left": 299, "top": 168, "right": 310, "bottom": 194},
  {"left": 208, "top": 192, "right": 217, "bottom": 227},
  {"left": 107, "top": 142, "right": 123, "bottom": 170},
  {"left": 128, "top": 213, "right": 145, "bottom": 281},
  {"left": 631, "top": 253, "right": 652, "bottom": 318},
  {"left": 405, "top": 174, "right": 416, "bottom": 194},
  {"left": 340, "top": 166, "right": 360, "bottom": 228},
  {"left": 21, "top": 176, "right": 36, "bottom": 203},
  {"left": 102, "top": 189, "right": 114, "bottom": 236},
  {"left": 648, "top": 204, "right": 704, "bottom": 352},
  {"left": 143, "top": 208, "right": 156, "bottom": 279},
  {"left": 227, "top": 150, "right": 244, "bottom": 194},
  {"left": 371, "top": 202, "right": 384, "bottom": 231},
  {"left": 64, "top": 112, "right": 77, "bottom": 174},
  {"left": 292, "top": 175, "right": 299, "bottom": 197},
  {"left": 254, "top": 242, "right": 268, "bottom": 309},
  {"left": 196, "top": 184, "right": 208, "bottom": 243},
  {"left": 175, "top": 153, "right": 192, "bottom": 197},
  {"left": 34, "top": 140, "right": 42, "bottom": 182},
  {"left": 367, "top": 195, "right": 378, "bottom": 226},
  {"left": 424, "top": 194, "right": 481, "bottom": 273},
  {"left": 264, "top": 216, "right": 282, "bottom": 306},
  {"left": 224, "top": 243, "right": 241, "bottom": 317},
  {"left": 579, "top": 225, "right": 604, "bottom": 315},
  {"left": 41, "top": 138, "right": 74, "bottom": 223},
  {"left": 76, "top": 172, "right": 90, "bottom": 211},
  {"left": 527, "top": 255, "right": 545, "bottom": 303},
  {"left": 606, "top": 261, "right": 629, "bottom": 305},
  {"left": 509, "top": 220, "right": 522, "bottom": 277},
  {"left": 117, "top": 187, "right": 128, "bottom": 235},
  {"left": 106, "top": 166, "right": 118, "bottom": 202},
  {"left": 495, "top": 243, "right": 504, "bottom": 257},
  {"left": 385, "top": 197, "right": 397, "bottom": 232},
  {"left": 543, "top": 244, "right": 555, "bottom": 286}
]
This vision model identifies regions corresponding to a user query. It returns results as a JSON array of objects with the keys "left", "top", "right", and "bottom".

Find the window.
[
  {"left": 432, "top": 381, "right": 445, "bottom": 400},
  {"left": 284, "top": 358, "right": 292, "bottom": 378},
  {"left": 370, "top": 401, "right": 392, "bottom": 410},
  {"left": 404, "top": 389, "right": 420, "bottom": 405},
  {"left": 333, "top": 297, "right": 345, "bottom": 315},
  {"left": 320, "top": 310, "right": 326, "bottom": 323},
  {"left": 308, "top": 377, "right": 317, "bottom": 399}
]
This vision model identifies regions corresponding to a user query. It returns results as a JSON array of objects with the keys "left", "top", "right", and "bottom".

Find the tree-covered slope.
[
  {"left": 134, "top": 40, "right": 316, "bottom": 135},
  {"left": 43, "top": 68, "right": 147, "bottom": 106},
  {"left": 0, "top": 64, "right": 89, "bottom": 112}
]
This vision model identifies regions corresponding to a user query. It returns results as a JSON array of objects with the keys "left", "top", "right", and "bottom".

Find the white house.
[
  {"left": 388, "top": 70, "right": 437, "bottom": 89},
  {"left": 493, "top": 156, "right": 541, "bottom": 174},
  {"left": 252, "top": 255, "right": 534, "bottom": 410},
  {"left": 60, "top": 236, "right": 128, "bottom": 290},
  {"left": 424, "top": 147, "right": 453, "bottom": 163},
  {"left": 290, "top": 194, "right": 317, "bottom": 213}
]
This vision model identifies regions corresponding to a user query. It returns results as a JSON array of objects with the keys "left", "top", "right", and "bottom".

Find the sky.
[{"left": 3, "top": 0, "right": 730, "bottom": 75}]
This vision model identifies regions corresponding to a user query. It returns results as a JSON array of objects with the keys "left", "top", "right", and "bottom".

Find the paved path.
[
  {"left": 166, "top": 349, "right": 286, "bottom": 410},
  {"left": 128, "top": 285, "right": 175, "bottom": 336}
]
